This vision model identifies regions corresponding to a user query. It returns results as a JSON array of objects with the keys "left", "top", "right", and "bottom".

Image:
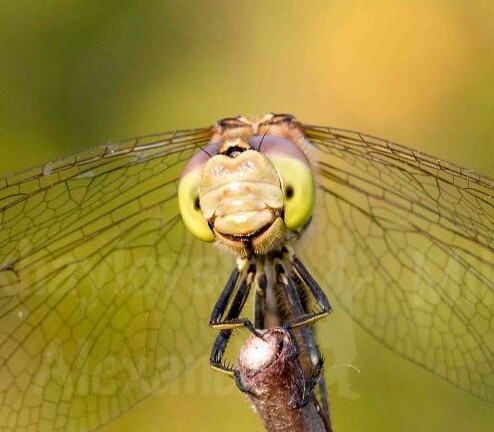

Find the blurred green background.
[{"left": 0, "top": 0, "right": 493, "bottom": 431}]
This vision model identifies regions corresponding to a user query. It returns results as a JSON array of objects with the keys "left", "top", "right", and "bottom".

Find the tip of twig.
[
  {"left": 239, "top": 330, "right": 278, "bottom": 374},
  {"left": 238, "top": 328, "right": 331, "bottom": 432}
]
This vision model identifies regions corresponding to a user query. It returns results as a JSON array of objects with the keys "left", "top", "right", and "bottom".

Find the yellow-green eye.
[
  {"left": 247, "top": 134, "right": 315, "bottom": 231},
  {"left": 271, "top": 156, "right": 315, "bottom": 230},
  {"left": 178, "top": 169, "right": 215, "bottom": 242}
]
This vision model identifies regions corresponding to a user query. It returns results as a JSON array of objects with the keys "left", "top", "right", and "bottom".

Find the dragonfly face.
[
  {"left": 0, "top": 114, "right": 493, "bottom": 431},
  {"left": 178, "top": 113, "right": 315, "bottom": 256}
]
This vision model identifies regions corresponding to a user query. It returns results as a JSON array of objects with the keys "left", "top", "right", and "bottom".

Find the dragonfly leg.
[
  {"left": 209, "top": 266, "right": 241, "bottom": 327},
  {"left": 275, "top": 262, "right": 330, "bottom": 330},
  {"left": 209, "top": 262, "right": 259, "bottom": 375},
  {"left": 276, "top": 267, "right": 323, "bottom": 383},
  {"left": 275, "top": 250, "right": 332, "bottom": 424},
  {"left": 254, "top": 262, "right": 267, "bottom": 329},
  {"left": 294, "top": 322, "right": 332, "bottom": 424},
  {"left": 293, "top": 255, "right": 332, "bottom": 419},
  {"left": 293, "top": 256, "right": 332, "bottom": 317}
]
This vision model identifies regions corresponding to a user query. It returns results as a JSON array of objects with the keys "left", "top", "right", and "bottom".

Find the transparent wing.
[
  {"left": 2, "top": 122, "right": 493, "bottom": 432},
  {"left": 300, "top": 125, "right": 494, "bottom": 403},
  {"left": 0, "top": 127, "right": 234, "bottom": 431}
]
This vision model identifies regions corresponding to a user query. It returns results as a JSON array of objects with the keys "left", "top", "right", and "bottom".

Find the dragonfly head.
[{"left": 178, "top": 114, "right": 315, "bottom": 256}]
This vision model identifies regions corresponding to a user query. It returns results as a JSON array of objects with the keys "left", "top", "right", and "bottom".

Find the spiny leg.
[
  {"left": 210, "top": 261, "right": 258, "bottom": 374},
  {"left": 276, "top": 264, "right": 324, "bottom": 398},
  {"left": 293, "top": 256, "right": 332, "bottom": 317},
  {"left": 275, "top": 249, "right": 332, "bottom": 421},
  {"left": 293, "top": 256, "right": 332, "bottom": 418},
  {"left": 274, "top": 247, "right": 331, "bottom": 329}
]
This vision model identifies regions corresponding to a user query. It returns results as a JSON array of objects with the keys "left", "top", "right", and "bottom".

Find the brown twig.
[{"left": 237, "top": 328, "right": 332, "bottom": 432}]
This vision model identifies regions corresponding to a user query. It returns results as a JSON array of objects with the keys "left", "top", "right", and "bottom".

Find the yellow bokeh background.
[{"left": 0, "top": 1, "right": 493, "bottom": 431}]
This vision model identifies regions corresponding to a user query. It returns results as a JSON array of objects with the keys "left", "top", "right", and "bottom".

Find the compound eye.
[
  {"left": 249, "top": 135, "right": 315, "bottom": 230},
  {"left": 178, "top": 148, "right": 216, "bottom": 242},
  {"left": 274, "top": 157, "right": 315, "bottom": 230}
]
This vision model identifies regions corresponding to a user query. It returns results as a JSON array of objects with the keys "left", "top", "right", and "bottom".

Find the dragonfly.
[{"left": 0, "top": 113, "right": 493, "bottom": 431}]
